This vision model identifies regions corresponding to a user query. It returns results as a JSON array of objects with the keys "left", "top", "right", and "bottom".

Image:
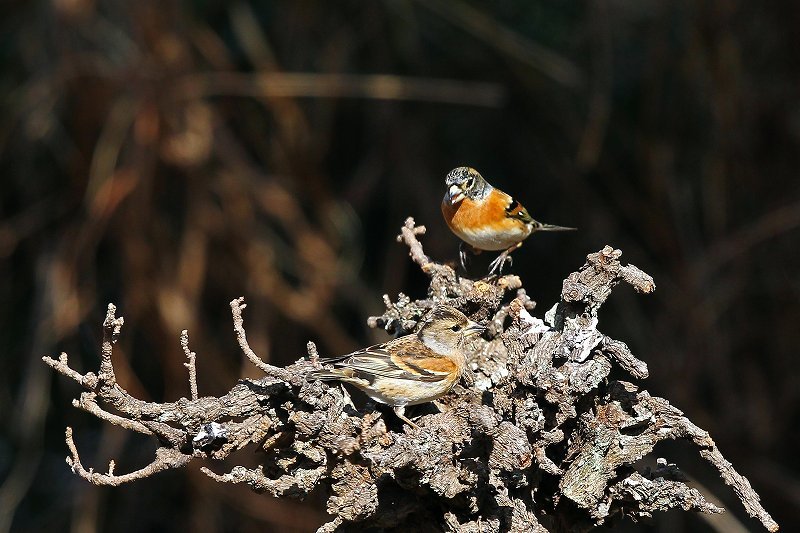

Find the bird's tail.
[
  {"left": 533, "top": 221, "right": 577, "bottom": 232},
  {"left": 307, "top": 367, "right": 355, "bottom": 381},
  {"left": 307, "top": 369, "right": 341, "bottom": 381}
]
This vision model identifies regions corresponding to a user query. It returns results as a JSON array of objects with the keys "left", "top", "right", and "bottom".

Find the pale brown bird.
[
  {"left": 441, "top": 167, "right": 575, "bottom": 274},
  {"left": 308, "top": 305, "right": 485, "bottom": 427}
]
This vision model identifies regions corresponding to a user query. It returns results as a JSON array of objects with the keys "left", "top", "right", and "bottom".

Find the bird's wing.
[
  {"left": 498, "top": 189, "right": 575, "bottom": 231},
  {"left": 502, "top": 194, "right": 534, "bottom": 225},
  {"left": 323, "top": 336, "right": 456, "bottom": 383}
]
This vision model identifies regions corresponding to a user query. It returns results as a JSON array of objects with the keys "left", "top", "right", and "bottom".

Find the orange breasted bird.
[
  {"left": 308, "top": 305, "right": 485, "bottom": 427},
  {"left": 441, "top": 167, "right": 575, "bottom": 274}
]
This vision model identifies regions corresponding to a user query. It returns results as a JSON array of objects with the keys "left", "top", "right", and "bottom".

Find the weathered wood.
[{"left": 43, "top": 218, "right": 778, "bottom": 532}]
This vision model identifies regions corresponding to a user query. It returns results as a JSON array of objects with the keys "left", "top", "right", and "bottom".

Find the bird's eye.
[
  {"left": 450, "top": 325, "right": 461, "bottom": 332},
  {"left": 466, "top": 177, "right": 475, "bottom": 189}
]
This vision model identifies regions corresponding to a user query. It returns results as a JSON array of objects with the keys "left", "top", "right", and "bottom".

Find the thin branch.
[
  {"left": 229, "top": 297, "right": 293, "bottom": 382},
  {"left": 65, "top": 427, "right": 189, "bottom": 486},
  {"left": 181, "top": 330, "right": 198, "bottom": 400},
  {"left": 306, "top": 341, "right": 320, "bottom": 366},
  {"left": 72, "top": 393, "right": 153, "bottom": 436},
  {"left": 698, "top": 443, "right": 780, "bottom": 532},
  {"left": 99, "top": 303, "right": 124, "bottom": 385},
  {"left": 396, "top": 217, "right": 431, "bottom": 268},
  {"left": 42, "top": 352, "right": 98, "bottom": 389}
]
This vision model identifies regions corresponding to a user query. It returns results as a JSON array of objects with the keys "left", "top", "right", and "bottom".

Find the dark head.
[
  {"left": 444, "top": 167, "right": 491, "bottom": 205},
  {"left": 417, "top": 305, "right": 486, "bottom": 352}
]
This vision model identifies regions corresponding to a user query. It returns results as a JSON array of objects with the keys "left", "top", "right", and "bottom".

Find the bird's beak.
[
  {"left": 464, "top": 320, "right": 486, "bottom": 337},
  {"left": 448, "top": 184, "right": 465, "bottom": 205}
]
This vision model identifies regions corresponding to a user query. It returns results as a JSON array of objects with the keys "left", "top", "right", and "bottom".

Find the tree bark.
[{"left": 44, "top": 217, "right": 779, "bottom": 532}]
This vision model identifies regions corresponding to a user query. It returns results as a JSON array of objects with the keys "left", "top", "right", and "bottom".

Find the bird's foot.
[
  {"left": 488, "top": 251, "right": 512, "bottom": 276},
  {"left": 393, "top": 405, "right": 420, "bottom": 429}
]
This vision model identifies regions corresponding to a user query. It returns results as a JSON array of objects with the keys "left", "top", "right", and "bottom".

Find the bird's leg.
[
  {"left": 459, "top": 242, "right": 469, "bottom": 271},
  {"left": 487, "top": 253, "right": 508, "bottom": 276},
  {"left": 393, "top": 405, "right": 419, "bottom": 429},
  {"left": 488, "top": 242, "right": 523, "bottom": 275},
  {"left": 458, "top": 242, "right": 481, "bottom": 272}
]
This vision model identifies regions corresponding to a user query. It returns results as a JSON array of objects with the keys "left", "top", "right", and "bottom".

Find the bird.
[
  {"left": 307, "top": 305, "right": 485, "bottom": 427},
  {"left": 441, "top": 166, "right": 576, "bottom": 274}
]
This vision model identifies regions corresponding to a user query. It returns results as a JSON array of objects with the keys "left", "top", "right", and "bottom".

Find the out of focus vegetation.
[{"left": 1, "top": 1, "right": 798, "bottom": 531}]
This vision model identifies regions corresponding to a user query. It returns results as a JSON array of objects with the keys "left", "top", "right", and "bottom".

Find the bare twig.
[
  {"left": 698, "top": 444, "right": 780, "bottom": 532},
  {"left": 229, "top": 297, "right": 293, "bottom": 382},
  {"left": 65, "top": 427, "right": 189, "bottom": 486},
  {"left": 99, "top": 303, "right": 124, "bottom": 385},
  {"left": 72, "top": 393, "right": 153, "bottom": 436},
  {"left": 42, "top": 352, "right": 98, "bottom": 389},
  {"left": 306, "top": 341, "right": 320, "bottom": 366},
  {"left": 181, "top": 330, "right": 198, "bottom": 400},
  {"left": 396, "top": 217, "right": 431, "bottom": 268}
]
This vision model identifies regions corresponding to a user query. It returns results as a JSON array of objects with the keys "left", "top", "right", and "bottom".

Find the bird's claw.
[{"left": 488, "top": 252, "right": 511, "bottom": 275}]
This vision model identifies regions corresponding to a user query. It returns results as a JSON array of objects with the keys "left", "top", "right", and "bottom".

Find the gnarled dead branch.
[{"left": 43, "top": 217, "right": 778, "bottom": 532}]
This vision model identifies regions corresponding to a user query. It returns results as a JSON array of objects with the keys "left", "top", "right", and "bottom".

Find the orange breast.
[{"left": 441, "top": 190, "right": 530, "bottom": 251}]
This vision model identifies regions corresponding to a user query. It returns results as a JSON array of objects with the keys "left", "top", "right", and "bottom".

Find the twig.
[
  {"left": 306, "top": 341, "right": 320, "bottom": 366},
  {"left": 229, "top": 297, "right": 293, "bottom": 382},
  {"left": 181, "top": 330, "right": 198, "bottom": 400},
  {"left": 395, "top": 217, "right": 431, "bottom": 268},
  {"left": 65, "top": 427, "right": 190, "bottom": 486},
  {"left": 72, "top": 393, "right": 153, "bottom": 436},
  {"left": 42, "top": 352, "right": 98, "bottom": 389},
  {"left": 99, "top": 303, "right": 124, "bottom": 385},
  {"left": 698, "top": 444, "right": 780, "bottom": 532}
]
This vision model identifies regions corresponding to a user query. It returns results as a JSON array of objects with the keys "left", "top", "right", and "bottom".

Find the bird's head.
[
  {"left": 444, "top": 167, "right": 490, "bottom": 205},
  {"left": 417, "top": 305, "right": 486, "bottom": 352}
]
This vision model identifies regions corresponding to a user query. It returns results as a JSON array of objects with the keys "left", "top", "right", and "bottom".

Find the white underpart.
[
  {"left": 361, "top": 378, "right": 453, "bottom": 407},
  {"left": 455, "top": 222, "right": 531, "bottom": 251}
]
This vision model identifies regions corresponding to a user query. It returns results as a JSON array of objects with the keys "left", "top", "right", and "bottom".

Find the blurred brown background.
[{"left": 1, "top": 1, "right": 799, "bottom": 531}]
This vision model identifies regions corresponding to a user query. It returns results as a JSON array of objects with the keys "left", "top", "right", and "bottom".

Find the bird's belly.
[
  {"left": 454, "top": 224, "right": 530, "bottom": 251},
  {"left": 363, "top": 377, "right": 455, "bottom": 407}
]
